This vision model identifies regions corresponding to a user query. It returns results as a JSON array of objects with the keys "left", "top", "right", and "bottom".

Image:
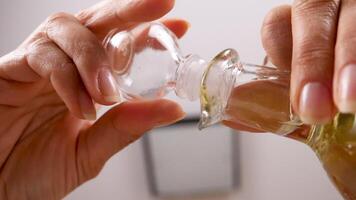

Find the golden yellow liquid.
[
  {"left": 309, "top": 114, "right": 356, "bottom": 200},
  {"left": 224, "top": 81, "right": 356, "bottom": 200},
  {"left": 224, "top": 80, "right": 301, "bottom": 135}
]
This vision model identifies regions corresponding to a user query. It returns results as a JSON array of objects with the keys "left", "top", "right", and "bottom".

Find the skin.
[
  {"left": 0, "top": 0, "right": 189, "bottom": 199},
  {"left": 225, "top": 1, "right": 356, "bottom": 131},
  {"left": 0, "top": 0, "right": 354, "bottom": 199},
  {"left": 261, "top": 1, "right": 353, "bottom": 125}
]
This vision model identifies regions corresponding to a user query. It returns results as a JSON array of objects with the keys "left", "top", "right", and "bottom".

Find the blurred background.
[{"left": 0, "top": 0, "right": 344, "bottom": 199}]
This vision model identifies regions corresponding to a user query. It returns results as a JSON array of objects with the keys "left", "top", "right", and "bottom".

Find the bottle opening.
[
  {"left": 175, "top": 54, "right": 208, "bottom": 101},
  {"left": 198, "top": 49, "right": 240, "bottom": 129}
]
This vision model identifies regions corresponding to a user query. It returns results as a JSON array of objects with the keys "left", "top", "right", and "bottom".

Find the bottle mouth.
[
  {"left": 175, "top": 54, "right": 208, "bottom": 101},
  {"left": 198, "top": 49, "right": 241, "bottom": 129}
]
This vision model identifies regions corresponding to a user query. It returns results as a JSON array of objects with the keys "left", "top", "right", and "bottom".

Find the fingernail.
[
  {"left": 338, "top": 64, "right": 356, "bottom": 113},
  {"left": 79, "top": 89, "right": 97, "bottom": 120},
  {"left": 98, "top": 68, "right": 120, "bottom": 103},
  {"left": 299, "top": 82, "right": 333, "bottom": 124}
]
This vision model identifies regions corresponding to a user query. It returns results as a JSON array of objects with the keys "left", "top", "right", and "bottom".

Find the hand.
[
  {"left": 260, "top": 1, "right": 353, "bottom": 125},
  {"left": 224, "top": 1, "right": 352, "bottom": 132},
  {"left": 0, "top": 0, "right": 188, "bottom": 199}
]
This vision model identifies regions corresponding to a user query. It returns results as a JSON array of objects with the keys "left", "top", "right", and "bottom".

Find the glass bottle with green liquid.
[{"left": 103, "top": 22, "right": 356, "bottom": 200}]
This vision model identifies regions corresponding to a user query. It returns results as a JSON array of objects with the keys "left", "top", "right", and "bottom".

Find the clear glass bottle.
[{"left": 103, "top": 22, "right": 356, "bottom": 200}]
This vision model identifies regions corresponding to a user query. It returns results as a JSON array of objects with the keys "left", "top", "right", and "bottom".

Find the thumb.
[{"left": 76, "top": 99, "right": 185, "bottom": 181}]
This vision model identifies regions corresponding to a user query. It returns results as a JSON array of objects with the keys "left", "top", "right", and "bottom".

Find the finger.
[
  {"left": 51, "top": 62, "right": 97, "bottom": 121},
  {"left": 2, "top": 0, "right": 176, "bottom": 77},
  {"left": 334, "top": 1, "right": 356, "bottom": 113},
  {"left": 0, "top": 51, "right": 40, "bottom": 82},
  {"left": 76, "top": 0, "right": 175, "bottom": 40},
  {"left": 76, "top": 99, "right": 185, "bottom": 180},
  {"left": 226, "top": 5, "right": 292, "bottom": 133},
  {"left": 261, "top": 5, "right": 292, "bottom": 70},
  {"left": 291, "top": 0, "right": 340, "bottom": 124},
  {"left": 0, "top": 50, "right": 44, "bottom": 106},
  {"left": 25, "top": 37, "right": 96, "bottom": 119},
  {"left": 162, "top": 19, "right": 190, "bottom": 39},
  {"left": 2, "top": 0, "right": 176, "bottom": 82},
  {"left": 44, "top": 13, "right": 120, "bottom": 105}
]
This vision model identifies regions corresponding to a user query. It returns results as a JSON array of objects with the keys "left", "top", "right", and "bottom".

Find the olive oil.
[
  {"left": 104, "top": 24, "right": 356, "bottom": 198},
  {"left": 224, "top": 80, "right": 302, "bottom": 135},
  {"left": 308, "top": 114, "right": 356, "bottom": 200},
  {"left": 224, "top": 81, "right": 356, "bottom": 200}
]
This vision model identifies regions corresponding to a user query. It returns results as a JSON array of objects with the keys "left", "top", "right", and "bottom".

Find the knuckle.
[
  {"left": 294, "top": 0, "right": 340, "bottom": 18},
  {"left": 73, "top": 40, "right": 101, "bottom": 59},
  {"left": 76, "top": 10, "right": 92, "bottom": 25},
  {"left": 25, "top": 37, "right": 73, "bottom": 77},
  {"left": 44, "top": 12, "right": 74, "bottom": 37},
  {"left": 54, "top": 62, "right": 76, "bottom": 74},
  {"left": 26, "top": 36, "right": 56, "bottom": 59},
  {"left": 69, "top": 31, "right": 107, "bottom": 63},
  {"left": 25, "top": 38, "right": 52, "bottom": 69},
  {"left": 46, "top": 12, "right": 73, "bottom": 26},
  {"left": 295, "top": 41, "right": 333, "bottom": 68},
  {"left": 28, "top": 35, "right": 52, "bottom": 50}
]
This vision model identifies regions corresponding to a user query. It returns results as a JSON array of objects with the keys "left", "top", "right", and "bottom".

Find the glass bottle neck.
[
  {"left": 224, "top": 56, "right": 305, "bottom": 135},
  {"left": 237, "top": 62, "right": 291, "bottom": 85},
  {"left": 174, "top": 54, "right": 208, "bottom": 101}
]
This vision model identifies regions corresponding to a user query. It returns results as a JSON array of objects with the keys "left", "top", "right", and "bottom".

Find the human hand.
[
  {"left": 224, "top": 1, "right": 353, "bottom": 133},
  {"left": 260, "top": 1, "right": 352, "bottom": 125},
  {"left": 0, "top": 0, "right": 188, "bottom": 199}
]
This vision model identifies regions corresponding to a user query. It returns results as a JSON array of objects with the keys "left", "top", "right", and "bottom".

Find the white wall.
[{"left": 0, "top": 0, "right": 343, "bottom": 200}]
